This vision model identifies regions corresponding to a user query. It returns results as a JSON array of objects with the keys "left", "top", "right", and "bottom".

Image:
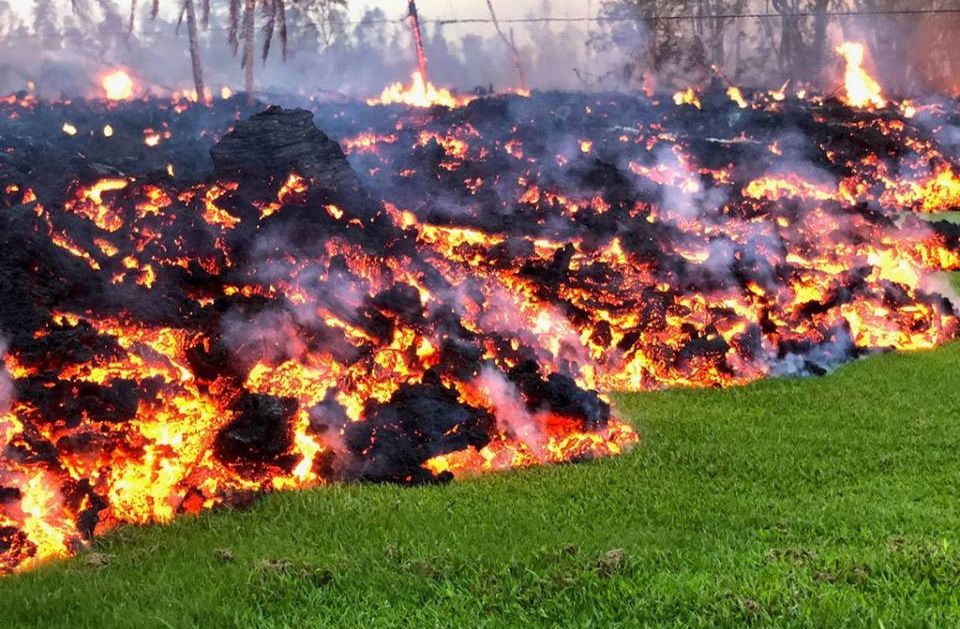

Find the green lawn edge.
[{"left": 0, "top": 338, "right": 957, "bottom": 628}]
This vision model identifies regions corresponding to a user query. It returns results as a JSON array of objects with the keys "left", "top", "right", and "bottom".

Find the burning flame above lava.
[
  {"left": 99, "top": 69, "right": 136, "bottom": 101},
  {"left": 367, "top": 72, "right": 474, "bottom": 109},
  {"left": 837, "top": 42, "right": 887, "bottom": 109}
]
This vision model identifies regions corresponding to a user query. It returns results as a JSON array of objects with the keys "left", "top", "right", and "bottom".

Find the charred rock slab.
[
  {"left": 210, "top": 106, "right": 373, "bottom": 213},
  {"left": 345, "top": 377, "right": 493, "bottom": 484},
  {"left": 215, "top": 393, "right": 298, "bottom": 470}
]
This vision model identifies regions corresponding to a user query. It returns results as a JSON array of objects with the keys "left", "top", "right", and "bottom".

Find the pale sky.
[
  {"left": 6, "top": 0, "right": 593, "bottom": 23},
  {"left": 348, "top": 0, "right": 591, "bottom": 21}
]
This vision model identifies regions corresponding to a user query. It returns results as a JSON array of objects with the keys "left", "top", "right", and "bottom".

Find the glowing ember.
[
  {"left": 673, "top": 87, "right": 701, "bottom": 109},
  {"left": 367, "top": 72, "right": 474, "bottom": 109},
  {"left": 99, "top": 69, "right": 136, "bottom": 101},
  {"left": 837, "top": 42, "right": 887, "bottom": 109},
  {"left": 727, "top": 86, "right": 748, "bottom": 109}
]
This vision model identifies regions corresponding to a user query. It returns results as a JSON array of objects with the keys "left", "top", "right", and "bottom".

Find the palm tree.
[
  {"left": 182, "top": 0, "right": 207, "bottom": 101},
  {"left": 485, "top": 0, "right": 527, "bottom": 91},
  {"left": 129, "top": 0, "right": 345, "bottom": 103},
  {"left": 126, "top": 0, "right": 208, "bottom": 101},
  {"left": 229, "top": 0, "right": 288, "bottom": 101}
]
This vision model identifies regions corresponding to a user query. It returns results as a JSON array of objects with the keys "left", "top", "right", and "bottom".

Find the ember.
[{"left": 0, "top": 37, "right": 958, "bottom": 576}]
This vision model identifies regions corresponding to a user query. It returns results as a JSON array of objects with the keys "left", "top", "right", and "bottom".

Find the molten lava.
[{"left": 0, "top": 42, "right": 958, "bottom": 576}]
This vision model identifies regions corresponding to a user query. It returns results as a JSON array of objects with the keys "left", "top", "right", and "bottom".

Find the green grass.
[
  {"left": 918, "top": 211, "right": 960, "bottom": 224},
  {"left": 1, "top": 343, "right": 959, "bottom": 628}
]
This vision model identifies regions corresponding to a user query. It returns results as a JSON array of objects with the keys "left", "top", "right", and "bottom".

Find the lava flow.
[{"left": 0, "top": 41, "right": 959, "bottom": 574}]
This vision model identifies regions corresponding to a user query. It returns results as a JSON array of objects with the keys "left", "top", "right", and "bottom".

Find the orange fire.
[
  {"left": 837, "top": 42, "right": 886, "bottom": 109},
  {"left": 367, "top": 72, "right": 474, "bottom": 109},
  {"left": 672, "top": 87, "right": 701, "bottom": 109},
  {"left": 99, "top": 69, "right": 136, "bottom": 101}
]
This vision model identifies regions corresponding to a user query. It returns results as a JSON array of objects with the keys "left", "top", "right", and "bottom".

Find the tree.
[
  {"left": 486, "top": 0, "right": 527, "bottom": 91},
  {"left": 296, "top": 0, "right": 348, "bottom": 46},
  {"left": 768, "top": 0, "right": 833, "bottom": 80},
  {"left": 597, "top": 0, "right": 740, "bottom": 87},
  {"left": 181, "top": 0, "right": 206, "bottom": 100},
  {"left": 141, "top": 0, "right": 208, "bottom": 101},
  {"left": 596, "top": 0, "right": 838, "bottom": 87}
]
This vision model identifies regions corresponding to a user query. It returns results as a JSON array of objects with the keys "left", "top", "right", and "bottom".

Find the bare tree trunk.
[
  {"left": 184, "top": 0, "right": 205, "bottom": 101},
  {"left": 407, "top": 0, "right": 429, "bottom": 84},
  {"left": 128, "top": 0, "right": 137, "bottom": 37},
  {"left": 810, "top": 0, "right": 831, "bottom": 83},
  {"left": 243, "top": 0, "right": 255, "bottom": 101},
  {"left": 486, "top": 0, "right": 528, "bottom": 91}
]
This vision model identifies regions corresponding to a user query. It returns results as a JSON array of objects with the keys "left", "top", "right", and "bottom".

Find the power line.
[
  {"left": 158, "top": 5, "right": 960, "bottom": 30},
  {"left": 423, "top": 7, "right": 960, "bottom": 26},
  {"left": 6, "top": 5, "right": 960, "bottom": 38}
]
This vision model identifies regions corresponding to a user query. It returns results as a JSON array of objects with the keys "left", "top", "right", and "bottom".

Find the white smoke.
[
  {"left": 474, "top": 365, "right": 544, "bottom": 450},
  {"left": 0, "top": 339, "right": 13, "bottom": 415}
]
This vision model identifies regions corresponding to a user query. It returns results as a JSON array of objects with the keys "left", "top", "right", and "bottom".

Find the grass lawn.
[
  {"left": 918, "top": 212, "right": 960, "bottom": 224},
  {"left": 0, "top": 341, "right": 957, "bottom": 628}
]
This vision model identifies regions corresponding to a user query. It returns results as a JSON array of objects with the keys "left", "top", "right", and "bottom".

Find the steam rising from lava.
[{"left": 0, "top": 42, "right": 958, "bottom": 575}]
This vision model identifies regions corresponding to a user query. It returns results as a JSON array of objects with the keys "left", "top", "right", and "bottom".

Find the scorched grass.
[{"left": 1, "top": 340, "right": 959, "bottom": 627}]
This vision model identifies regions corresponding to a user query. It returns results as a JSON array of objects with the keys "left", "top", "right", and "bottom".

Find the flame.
[
  {"left": 99, "top": 69, "right": 136, "bottom": 101},
  {"left": 673, "top": 88, "right": 701, "bottom": 109},
  {"left": 837, "top": 42, "right": 886, "bottom": 109},
  {"left": 727, "top": 86, "right": 748, "bottom": 109},
  {"left": 367, "top": 72, "right": 474, "bottom": 109}
]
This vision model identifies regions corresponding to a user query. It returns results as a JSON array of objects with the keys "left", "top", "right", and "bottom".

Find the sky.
[
  {"left": 341, "top": 1, "right": 594, "bottom": 50},
  {"left": 5, "top": 0, "right": 593, "bottom": 23},
  {"left": 347, "top": 0, "right": 591, "bottom": 21}
]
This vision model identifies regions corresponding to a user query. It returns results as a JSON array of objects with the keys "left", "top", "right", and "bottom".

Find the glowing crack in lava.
[
  {"left": 0, "top": 42, "right": 959, "bottom": 575},
  {"left": 99, "top": 69, "right": 136, "bottom": 101}
]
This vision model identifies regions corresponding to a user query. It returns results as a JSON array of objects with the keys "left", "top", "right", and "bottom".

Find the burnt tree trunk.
[
  {"left": 184, "top": 0, "right": 205, "bottom": 101},
  {"left": 810, "top": 0, "right": 831, "bottom": 80},
  {"left": 128, "top": 0, "right": 137, "bottom": 36},
  {"left": 486, "top": 0, "right": 527, "bottom": 91},
  {"left": 243, "top": 0, "right": 255, "bottom": 101}
]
